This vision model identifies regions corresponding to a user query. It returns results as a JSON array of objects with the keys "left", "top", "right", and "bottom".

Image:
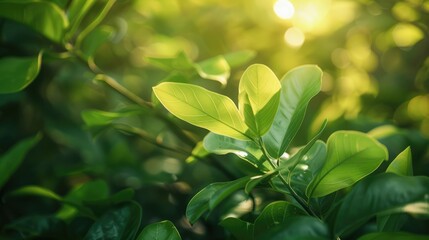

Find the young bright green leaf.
[
  {"left": 66, "top": 0, "right": 96, "bottom": 39},
  {"left": 358, "top": 232, "right": 429, "bottom": 240},
  {"left": 186, "top": 177, "right": 250, "bottom": 224},
  {"left": 255, "top": 216, "right": 330, "bottom": 240},
  {"left": 7, "top": 185, "right": 63, "bottom": 201},
  {"left": 203, "top": 132, "right": 264, "bottom": 168},
  {"left": 84, "top": 202, "right": 142, "bottom": 240},
  {"left": 263, "top": 65, "right": 322, "bottom": 159},
  {"left": 239, "top": 64, "right": 281, "bottom": 136},
  {"left": 0, "top": 53, "right": 42, "bottom": 93},
  {"left": 220, "top": 218, "right": 254, "bottom": 240},
  {"left": 307, "top": 131, "right": 388, "bottom": 198},
  {"left": 334, "top": 173, "right": 429, "bottom": 237},
  {"left": 386, "top": 146, "right": 413, "bottom": 176},
  {"left": 153, "top": 82, "right": 250, "bottom": 140},
  {"left": 223, "top": 50, "right": 256, "bottom": 68},
  {"left": 0, "top": 0, "right": 68, "bottom": 42},
  {"left": 254, "top": 201, "right": 304, "bottom": 236},
  {"left": 136, "top": 220, "right": 181, "bottom": 240},
  {"left": 194, "top": 55, "right": 230, "bottom": 86},
  {"left": 79, "top": 25, "right": 114, "bottom": 60},
  {"left": 0, "top": 134, "right": 41, "bottom": 189}
]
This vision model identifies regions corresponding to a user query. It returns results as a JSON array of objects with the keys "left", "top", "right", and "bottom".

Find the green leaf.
[
  {"left": 220, "top": 218, "right": 254, "bottom": 240},
  {"left": 239, "top": 64, "right": 281, "bottom": 136},
  {"left": 186, "top": 177, "right": 250, "bottom": 224},
  {"left": 203, "top": 132, "right": 264, "bottom": 168},
  {"left": 136, "top": 220, "right": 181, "bottom": 240},
  {"left": 223, "top": 50, "right": 256, "bottom": 68},
  {"left": 263, "top": 65, "right": 322, "bottom": 159},
  {"left": 81, "top": 106, "right": 142, "bottom": 127},
  {"left": 0, "top": 0, "right": 68, "bottom": 42},
  {"left": 79, "top": 25, "right": 114, "bottom": 59},
  {"left": 153, "top": 82, "right": 250, "bottom": 140},
  {"left": 0, "top": 134, "right": 41, "bottom": 189},
  {"left": 194, "top": 55, "right": 230, "bottom": 86},
  {"left": 386, "top": 146, "right": 413, "bottom": 176},
  {"left": 145, "top": 52, "right": 194, "bottom": 71},
  {"left": 255, "top": 216, "right": 330, "bottom": 240},
  {"left": 254, "top": 201, "right": 304, "bottom": 236},
  {"left": 7, "top": 185, "right": 63, "bottom": 201},
  {"left": 66, "top": 0, "right": 96, "bottom": 39},
  {"left": 186, "top": 142, "right": 209, "bottom": 163},
  {"left": 0, "top": 53, "right": 42, "bottom": 93},
  {"left": 5, "top": 215, "right": 66, "bottom": 239},
  {"left": 84, "top": 202, "right": 142, "bottom": 240},
  {"left": 307, "top": 131, "right": 388, "bottom": 198},
  {"left": 245, "top": 171, "right": 277, "bottom": 194},
  {"left": 358, "top": 232, "right": 429, "bottom": 240},
  {"left": 334, "top": 173, "right": 429, "bottom": 236}
]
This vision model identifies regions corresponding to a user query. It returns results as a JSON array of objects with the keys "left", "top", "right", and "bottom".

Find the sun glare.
[
  {"left": 273, "top": 0, "right": 295, "bottom": 19},
  {"left": 284, "top": 27, "right": 305, "bottom": 48}
]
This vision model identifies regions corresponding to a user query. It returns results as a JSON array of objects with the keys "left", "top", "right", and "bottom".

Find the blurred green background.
[{"left": 1, "top": 0, "right": 428, "bottom": 239}]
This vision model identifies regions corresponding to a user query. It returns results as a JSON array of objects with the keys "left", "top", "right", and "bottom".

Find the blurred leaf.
[
  {"left": 334, "top": 173, "right": 429, "bottom": 236},
  {"left": 186, "top": 177, "right": 250, "bottom": 224},
  {"left": 254, "top": 201, "right": 303, "bottom": 236},
  {"left": 223, "top": 50, "right": 256, "bottom": 68},
  {"left": 84, "top": 202, "right": 142, "bottom": 240},
  {"left": 153, "top": 82, "right": 250, "bottom": 140},
  {"left": 8, "top": 185, "right": 62, "bottom": 201},
  {"left": 0, "top": 53, "right": 42, "bottom": 93},
  {"left": 80, "top": 25, "right": 114, "bottom": 59},
  {"left": 136, "top": 220, "right": 181, "bottom": 240},
  {"left": 0, "top": 0, "right": 68, "bottom": 42},
  {"left": 239, "top": 64, "right": 281, "bottom": 136},
  {"left": 263, "top": 65, "right": 322, "bottom": 158},
  {"left": 245, "top": 171, "right": 277, "bottom": 194},
  {"left": 186, "top": 141, "right": 209, "bottom": 163},
  {"left": 5, "top": 215, "right": 66, "bottom": 239},
  {"left": 255, "top": 216, "right": 330, "bottom": 240},
  {"left": 66, "top": 0, "right": 96, "bottom": 39},
  {"left": 145, "top": 51, "right": 194, "bottom": 71},
  {"left": 81, "top": 106, "right": 142, "bottom": 127},
  {"left": 358, "top": 232, "right": 429, "bottom": 240},
  {"left": 194, "top": 55, "right": 230, "bottom": 85},
  {"left": 220, "top": 218, "right": 254, "bottom": 240},
  {"left": 0, "top": 134, "right": 41, "bottom": 189},
  {"left": 203, "top": 132, "right": 264, "bottom": 168},
  {"left": 386, "top": 146, "right": 413, "bottom": 176},
  {"left": 307, "top": 131, "right": 388, "bottom": 198}
]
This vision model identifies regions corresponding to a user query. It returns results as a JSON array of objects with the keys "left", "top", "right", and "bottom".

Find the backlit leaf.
[
  {"left": 136, "top": 220, "right": 181, "bottom": 240},
  {"left": 263, "top": 65, "right": 322, "bottom": 159},
  {"left": 0, "top": 0, "right": 68, "bottom": 42},
  {"left": 223, "top": 50, "right": 256, "bottom": 68},
  {"left": 194, "top": 55, "right": 230, "bottom": 86},
  {"left": 307, "top": 131, "right": 388, "bottom": 198},
  {"left": 386, "top": 146, "right": 413, "bottom": 176},
  {"left": 239, "top": 64, "right": 281, "bottom": 136},
  {"left": 0, "top": 53, "right": 42, "bottom": 93},
  {"left": 334, "top": 173, "right": 429, "bottom": 237},
  {"left": 153, "top": 82, "right": 250, "bottom": 140}
]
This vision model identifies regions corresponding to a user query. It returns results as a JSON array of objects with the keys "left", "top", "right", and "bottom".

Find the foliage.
[{"left": 0, "top": 0, "right": 428, "bottom": 239}]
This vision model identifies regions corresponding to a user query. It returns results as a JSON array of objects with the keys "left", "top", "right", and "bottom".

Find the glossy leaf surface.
[
  {"left": 137, "top": 220, "right": 181, "bottom": 240},
  {"left": 263, "top": 65, "right": 322, "bottom": 158},
  {"left": 358, "top": 232, "right": 429, "bottom": 240},
  {"left": 0, "top": 53, "right": 42, "bottom": 93},
  {"left": 0, "top": 134, "right": 41, "bottom": 189},
  {"left": 307, "top": 131, "right": 388, "bottom": 198},
  {"left": 153, "top": 82, "right": 249, "bottom": 140},
  {"left": 334, "top": 173, "right": 429, "bottom": 236},
  {"left": 239, "top": 64, "right": 281, "bottom": 136},
  {"left": 0, "top": 0, "right": 68, "bottom": 42}
]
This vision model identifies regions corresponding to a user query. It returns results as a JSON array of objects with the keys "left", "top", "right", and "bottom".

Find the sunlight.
[
  {"left": 284, "top": 27, "right": 305, "bottom": 48},
  {"left": 273, "top": 0, "right": 295, "bottom": 19}
]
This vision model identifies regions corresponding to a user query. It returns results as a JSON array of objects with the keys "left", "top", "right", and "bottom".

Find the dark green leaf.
[
  {"left": 255, "top": 216, "right": 330, "bottom": 240},
  {"left": 5, "top": 215, "right": 66, "bottom": 239},
  {"left": 334, "top": 173, "right": 429, "bottom": 237},
  {"left": 254, "top": 201, "right": 304, "bottom": 236},
  {"left": 194, "top": 55, "right": 230, "bottom": 85},
  {"left": 263, "top": 65, "right": 322, "bottom": 159},
  {"left": 186, "top": 177, "right": 250, "bottom": 224},
  {"left": 220, "top": 217, "right": 254, "bottom": 240},
  {"left": 0, "top": 134, "right": 41, "bottom": 189},
  {"left": 307, "top": 131, "right": 388, "bottom": 198},
  {"left": 0, "top": 0, "right": 68, "bottom": 42},
  {"left": 0, "top": 53, "right": 42, "bottom": 93},
  {"left": 84, "top": 202, "right": 142, "bottom": 240},
  {"left": 245, "top": 171, "right": 277, "bottom": 194},
  {"left": 358, "top": 232, "right": 429, "bottom": 240},
  {"left": 136, "top": 220, "right": 181, "bottom": 240}
]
